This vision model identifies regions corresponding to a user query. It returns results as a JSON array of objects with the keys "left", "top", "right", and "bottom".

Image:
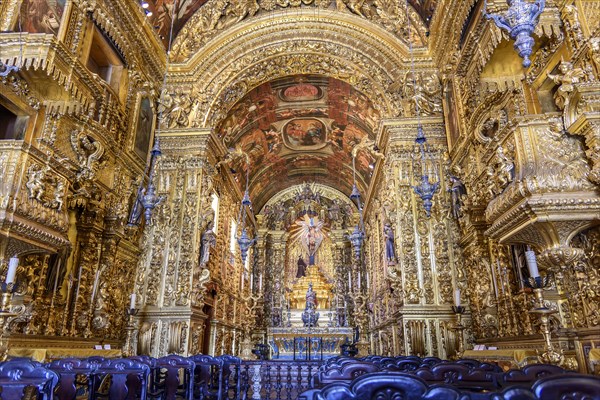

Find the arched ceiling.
[
  {"left": 217, "top": 74, "right": 381, "bottom": 211},
  {"left": 143, "top": 0, "right": 435, "bottom": 51}
]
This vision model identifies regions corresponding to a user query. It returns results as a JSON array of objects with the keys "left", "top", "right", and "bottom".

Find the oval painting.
[
  {"left": 280, "top": 83, "right": 323, "bottom": 102},
  {"left": 282, "top": 119, "right": 327, "bottom": 150}
]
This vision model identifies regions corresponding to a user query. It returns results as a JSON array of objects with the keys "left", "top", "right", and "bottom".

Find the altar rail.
[{"left": 241, "top": 360, "right": 321, "bottom": 400}]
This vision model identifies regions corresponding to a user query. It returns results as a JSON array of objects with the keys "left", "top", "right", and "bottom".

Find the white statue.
[
  {"left": 200, "top": 222, "right": 217, "bottom": 266},
  {"left": 295, "top": 214, "right": 324, "bottom": 266}
]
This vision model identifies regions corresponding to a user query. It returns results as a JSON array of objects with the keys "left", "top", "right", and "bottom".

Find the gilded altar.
[
  {"left": 288, "top": 266, "right": 333, "bottom": 310},
  {"left": 269, "top": 327, "right": 354, "bottom": 360}
]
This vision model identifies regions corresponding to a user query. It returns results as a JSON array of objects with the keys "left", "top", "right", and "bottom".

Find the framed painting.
[
  {"left": 282, "top": 118, "right": 327, "bottom": 150},
  {"left": 132, "top": 96, "right": 155, "bottom": 162},
  {"left": 442, "top": 79, "right": 461, "bottom": 151},
  {"left": 18, "top": 0, "right": 66, "bottom": 35}
]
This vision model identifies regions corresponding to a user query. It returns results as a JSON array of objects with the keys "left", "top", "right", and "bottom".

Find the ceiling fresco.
[
  {"left": 144, "top": 0, "right": 209, "bottom": 44},
  {"left": 216, "top": 75, "right": 381, "bottom": 210}
]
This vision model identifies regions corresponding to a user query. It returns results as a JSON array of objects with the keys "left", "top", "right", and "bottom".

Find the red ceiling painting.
[{"left": 216, "top": 75, "right": 381, "bottom": 210}]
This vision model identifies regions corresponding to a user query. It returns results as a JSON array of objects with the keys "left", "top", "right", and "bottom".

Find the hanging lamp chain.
[
  {"left": 129, "top": 0, "right": 180, "bottom": 226},
  {"left": 406, "top": 0, "right": 439, "bottom": 218}
]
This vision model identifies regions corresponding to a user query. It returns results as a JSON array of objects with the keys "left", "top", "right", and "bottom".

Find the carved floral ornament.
[
  {"left": 155, "top": 9, "right": 442, "bottom": 130},
  {"left": 169, "top": 0, "right": 428, "bottom": 63}
]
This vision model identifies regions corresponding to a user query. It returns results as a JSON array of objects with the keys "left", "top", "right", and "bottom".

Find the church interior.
[{"left": 1, "top": 0, "right": 600, "bottom": 397}]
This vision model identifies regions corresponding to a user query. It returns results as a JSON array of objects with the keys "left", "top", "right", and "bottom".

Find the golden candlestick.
[
  {"left": 451, "top": 305, "right": 466, "bottom": 360},
  {"left": 525, "top": 275, "right": 563, "bottom": 365},
  {"left": 0, "top": 284, "right": 16, "bottom": 361},
  {"left": 530, "top": 287, "right": 563, "bottom": 365},
  {"left": 122, "top": 308, "right": 139, "bottom": 357}
]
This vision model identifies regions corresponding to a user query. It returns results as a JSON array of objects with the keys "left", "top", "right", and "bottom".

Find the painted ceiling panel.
[{"left": 216, "top": 75, "right": 380, "bottom": 210}]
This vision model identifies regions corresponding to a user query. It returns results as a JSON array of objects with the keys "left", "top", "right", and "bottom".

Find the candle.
[
  {"left": 366, "top": 272, "right": 370, "bottom": 288},
  {"left": 6, "top": 257, "right": 18, "bottom": 284},
  {"left": 250, "top": 273, "right": 254, "bottom": 291},
  {"left": 491, "top": 262, "right": 498, "bottom": 298},
  {"left": 454, "top": 289, "right": 461, "bottom": 307},
  {"left": 348, "top": 271, "right": 351, "bottom": 288},
  {"left": 358, "top": 271, "right": 361, "bottom": 289},
  {"left": 525, "top": 248, "right": 540, "bottom": 278},
  {"left": 259, "top": 273, "right": 263, "bottom": 291},
  {"left": 241, "top": 273, "right": 245, "bottom": 291},
  {"left": 129, "top": 293, "right": 136, "bottom": 310}
]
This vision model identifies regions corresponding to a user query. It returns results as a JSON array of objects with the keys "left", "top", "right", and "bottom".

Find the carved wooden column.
[
  {"left": 135, "top": 131, "right": 213, "bottom": 357},
  {"left": 367, "top": 117, "right": 463, "bottom": 359},
  {"left": 265, "top": 230, "right": 286, "bottom": 327}
]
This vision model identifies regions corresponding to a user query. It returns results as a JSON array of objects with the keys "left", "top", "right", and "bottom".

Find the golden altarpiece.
[{"left": 0, "top": 0, "right": 599, "bottom": 373}]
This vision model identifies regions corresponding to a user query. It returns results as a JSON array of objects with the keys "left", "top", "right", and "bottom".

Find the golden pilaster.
[
  {"left": 0, "top": 284, "right": 16, "bottom": 361},
  {"left": 451, "top": 305, "right": 466, "bottom": 360}
]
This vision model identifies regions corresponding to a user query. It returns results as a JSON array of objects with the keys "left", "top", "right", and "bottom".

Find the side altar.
[{"left": 268, "top": 265, "right": 353, "bottom": 360}]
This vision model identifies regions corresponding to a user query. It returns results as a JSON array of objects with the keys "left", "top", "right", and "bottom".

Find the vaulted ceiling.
[
  {"left": 144, "top": 0, "right": 437, "bottom": 48},
  {"left": 216, "top": 75, "right": 381, "bottom": 211}
]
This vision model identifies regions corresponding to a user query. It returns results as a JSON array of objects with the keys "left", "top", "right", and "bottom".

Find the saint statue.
[
  {"left": 448, "top": 175, "right": 467, "bottom": 219},
  {"left": 199, "top": 223, "right": 217, "bottom": 266},
  {"left": 383, "top": 222, "right": 396, "bottom": 263},
  {"left": 296, "top": 256, "right": 307, "bottom": 278},
  {"left": 296, "top": 214, "right": 324, "bottom": 265},
  {"left": 306, "top": 283, "right": 318, "bottom": 310}
]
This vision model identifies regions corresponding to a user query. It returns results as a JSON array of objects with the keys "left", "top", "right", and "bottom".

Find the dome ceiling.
[
  {"left": 215, "top": 75, "right": 381, "bottom": 210},
  {"left": 143, "top": 0, "right": 435, "bottom": 50}
]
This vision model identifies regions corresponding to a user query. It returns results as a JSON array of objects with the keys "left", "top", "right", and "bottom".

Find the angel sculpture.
[
  {"left": 70, "top": 129, "right": 104, "bottom": 182},
  {"left": 215, "top": 143, "right": 250, "bottom": 171},
  {"left": 351, "top": 136, "right": 385, "bottom": 161},
  {"left": 295, "top": 214, "right": 324, "bottom": 266},
  {"left": 548, "top": 61, "right": 585, "bottom": 110}
]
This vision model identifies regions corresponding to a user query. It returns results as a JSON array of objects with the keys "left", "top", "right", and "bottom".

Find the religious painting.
[
  {"left": 216, "top": 75, "right": 381, "bottom": 207},
  {"left": 133, "top": 97, "right": 154, "bottom": 161},
  {"left": 19, "top": 0, "right": 66, "bottom": 35},
  {"left": 279, "top": 82, "right": 323, "bottom": 102},
  {"left": 282, "top": 118, "right": 327, "bottom": 149},
  {"left": 443, "top": 79, "right": 461, "bottom": 151},
  {"left": 145, "top": 0, "right": 209, "bottom": 47}
]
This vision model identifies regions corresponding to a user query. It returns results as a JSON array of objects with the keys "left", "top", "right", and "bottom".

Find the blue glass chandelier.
[
  {"left": 485, "top": 0, "right": 545, "bottom": 68},
  {"left": 405, "top": 0, "right": 439, "bottom": 217},
  {"left": 347, "top": 156, "right": 365, "bottom": 259},
  {"left": 236, "top": 163, "right": 256, "bottom": 265},
  {"left": 128, "top": 0, "right": 183, "bottom": 226},
  {"left": 139, "top": 140, "right": 164, "bottom": 224},
  {"left": 412, "top": 126, "right": 439, "bottom": 218}
]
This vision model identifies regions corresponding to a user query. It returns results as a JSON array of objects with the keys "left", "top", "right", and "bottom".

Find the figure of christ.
[{"left": 296, "top": 214, "right": 324, "bottom": 265}]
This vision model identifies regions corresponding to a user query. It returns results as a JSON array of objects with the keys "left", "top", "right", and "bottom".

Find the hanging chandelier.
[
  {"left": 405, "top": 0, "right": 439, "bottom": 217},
  {"left": 347, "top": 156, "right": 365, "bottom": 259},
  {"left": 236, "top": 163, "right": 256, "bottom": 265},
  {"left": 485, "top": 0, "right": 545, "bottom": 68},
  {"left": 127, "top": 0, "right": 183, "bottom": 226},
  {"left": 412, "top": 126, "right": 439, "bottom": 218}
]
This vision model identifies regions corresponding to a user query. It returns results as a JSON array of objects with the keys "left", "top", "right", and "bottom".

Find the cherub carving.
[
  {"left": 495, "top": 145, "right": 515, "bottom": 188},
  {"left": 26, "top": 164, "right": 48, "bottom": 201},
  {"left": 336, "top": 0, "right": 366, "bottom": 16},
  {"left": 70, "top": 130, "right": 104, "bottom": 182},
  {"left": 486, "top": 145, "right": 515, "bottom": 197},
  {"left": 50, "top": 180, "right": 66, "bottom": 211},
  {"left": 351, "top": 136, "right": 385, "bottom": 160},
  {"left": 216, "top": 143, "right": 250, "bottom": 171},
  {"left": 548, "top": 61, "right": 585, "bottom": 110}
]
